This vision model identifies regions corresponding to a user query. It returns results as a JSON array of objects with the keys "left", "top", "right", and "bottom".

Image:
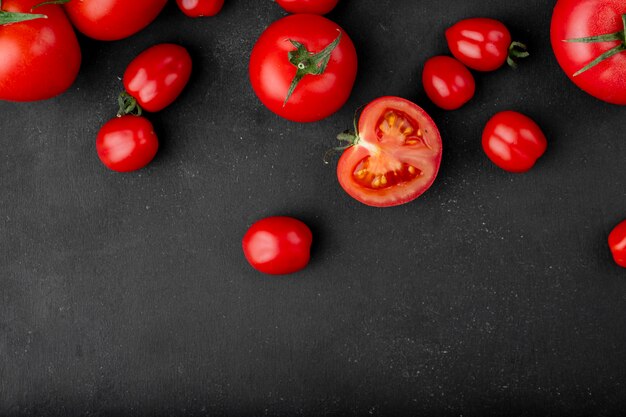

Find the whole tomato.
[
  {"left": 249, "top": 14, "right": 358, "bottom": 123},
  {"left": 176, "top": 0, "right": 224, "bottom": 17},
  {"left": 242, "top": 217, "right": 313, "bottom": 275},
  {"left": 609, "top": 220, "right": 626, "bottom": 268},
  {"left": 446, "top": 18, "right": 528, "bottom": 72},
  {"left": 0, "top": 0, "right": 81, "bottom": 102},
  {"left": 275, "top": 0, "right": 339, "bottom": 15},
  {"left": 422, "top": 56, "right": 475, "bottom": 110},
  {"left": 335, "top": 97, "right": 442, "bottom": 207},
  {"left": 124, "top": 44, "right": 192, "bottom": 113},
  {"left": 64, "top": 0, "right": 167, "bottom": 41},
  {"left": 551, "top": 0, "right": 626, "bottom": 104},
  {"left": 96, "top": 116, "right": 159, "bottom": 172},
  {"left": 482, "top": 111, "right": 547, "bottom": 173}
]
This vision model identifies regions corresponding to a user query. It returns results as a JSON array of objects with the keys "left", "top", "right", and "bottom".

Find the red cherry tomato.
[
  {"left": 275, "top": 0, "right": 339, "bottom": 15},
  {"left": 64, "top": 0, "right": 167, "bottom": 41},
  {"left": 242, "top": 217, "right": 313, "bottom": 275},
  {"left": 336, "top": 97, "right": 442, "bottom": 207},
  {"left": 551, "top": 0, "right": 626, "bottom": 104},
  {"left": 609, "top": 220, "right": 626, "bottom": 268},
  {"left": 123, "top": 44, "right": 192, "bottom": 113},
  {"left": 482, "top": 111, "right": 547, "bottom": 173},
  {"left": 249, "top": 14, "right": 357, "bottom": 122},
  {"left": 176, "top": 0, "right": 224, "bottom": 17},
  {"left": 446, "top": 18, "right": 528, "bottom": 72},
  {"left": 96, "top": 116, "right": 159, "bottom": 172},
  {"left": 422, "top": 56, "right": 475, "bottom": 110},
  {"left": 0, "top": 0, "right": 81, "bottom": 102}
]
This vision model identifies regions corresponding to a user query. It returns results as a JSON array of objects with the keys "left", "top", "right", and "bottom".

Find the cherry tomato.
[
  {"left": 275, "top": 0, "right": 339, "bottom": 15},
  {"left": 176, "top": 0, "right": 224, "bottom": 17},
  {"left": 242, "top": 217, "right": 313, "bottom": 275},
  {"left": 123, "top": 44, "right": 192, "bottom": 113},
  {"left": 422, "top": 56, "right": 475, "bottom": 110},
  {"left": 249, "top": 14, "right": 357, "bottom": 122},
  {"left": 96, "top": 116, "right": 159, "bottom": 172},
  {"left": 0, "top": 0, "right": 81, "bottom": 102},
  {"left": 446, "top": 18, "right": 528, "bottom": 72},
  {"left": 336, "top": 97, "right": 442, "bottom": 207},
  {"left": 482, "top": 111, "right": 547, "bottom": 173},
  {"left": 609, "top": 220, "right": 626, "bottom": 268},
  {"left": 551, "top": 0, "right": 626, "bottom": 104},
  {"left": 64, "top": 0, "right": 167, "bottom": 41}
]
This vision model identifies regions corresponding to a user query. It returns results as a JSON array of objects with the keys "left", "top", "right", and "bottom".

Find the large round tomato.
[
  {"left": 124, "top": 44, "right": 192, "bottom": 113},
  {"left": 609, "top": 219, "right": 626, "bottom": 268},
  {"left": 176, "top": 0, "right": 224, "bottom": 17},
  {"left": 249, "top": 14, "right": 358, "bottom": 123},
  {"left": 336, "top": 97, "right": 442, "bottom": 207},
  {"left": 551, "top": 0, "right": 626, "bottom": 104},
  {"left": 0, "top": 0, "right": 81, "bottom": 102},
  {"left": 242, "top": 217, "right": 313, "bottom": 275},
  {"left": 422, "top": 55, "right": 475, "bottom": 110},
  {"left": 275, "top": 0, "right": 339, "bottom": 15},
  {"left": 64, "top": 0, "right": 167, "bottom": 41},
  {"left": 96, "top": 116, "right": 159, "bottom": 172}
]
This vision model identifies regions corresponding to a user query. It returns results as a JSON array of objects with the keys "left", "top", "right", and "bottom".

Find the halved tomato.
[{"left": 336, "top": 97, "right": 442, "bottom": 207}]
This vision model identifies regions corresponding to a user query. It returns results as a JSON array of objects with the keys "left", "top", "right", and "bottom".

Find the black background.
[{"left": 2, "top": 0, "right": 626, "bottom": 416}]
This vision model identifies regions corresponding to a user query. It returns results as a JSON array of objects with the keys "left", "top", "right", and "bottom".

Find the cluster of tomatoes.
[{"left": 2, "top": 0, "right": 626, "bottom": 273}]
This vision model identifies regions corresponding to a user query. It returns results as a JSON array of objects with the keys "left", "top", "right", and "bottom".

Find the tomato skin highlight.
[
  {"left": 275, "top": 0, "right": 339, "bottom": 15},
  {"left": 482, "top": 111, "right": 547, "bottom": 173},
  {"left": 551, "top": 0, "right": 626, "bottom": 104},
  {"left": 96, "top": 116, "right": 159, "bottom": 173},
  {"left": 242, "top": 217, "right": 313, "bottom": 275},
  {"left": 446, "top": 18, "right": 513, "bottom": 72},
  {"left": 123, "top": 44, "right": 192, "bottom": 113},
  {"left": 175, "top": 0, "right": 224, "bottom": 17},
  {"left": 0, "top": 0, "right": 81, "bottom": 102},
  {"left": 249, "top": 14, "right": 358, "bottom": 123},
  {"left": 422, "top": 56, "right": 475, "bottom": 110},
  {"left": 337, "top": 97, "right": 442, "bottom": 208},
  {"left": 64, "top": 0, "right": 167, "bottom": 41},
  {"left": 609, "top": 220, "right": 626, "bottom": 268}
]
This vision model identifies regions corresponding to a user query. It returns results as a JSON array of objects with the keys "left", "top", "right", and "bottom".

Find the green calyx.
[
  {"left": 565, "top": 14, "right": 626, "bottom": 76},
  {"left": 117, "top": 92, "right": 143, "bottom": 117},
  {"left": 323, "top": 107, "right": 361, "bottom": 165},
  {"left": 507, "top": 41, "right": 529, "bottom": 69},
  {"left": 284, "top": 31, "right": 342, "bottom": 107},
  {"left": 0, "top": 0, "right": 70, "bottom": 25}
]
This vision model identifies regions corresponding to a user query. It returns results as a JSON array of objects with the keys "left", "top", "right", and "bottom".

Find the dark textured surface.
[{"left": 2, "top": 0, "right": 626, "bottom": 416}]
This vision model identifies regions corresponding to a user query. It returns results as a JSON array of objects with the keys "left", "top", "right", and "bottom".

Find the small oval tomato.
[
  {"left": 242, "top": 217, "right": 313, "bottom": 275},
  {"left": 422, "top": 56, "right": 475, "bottom": 110},
  {"left": 64, "top": 0, "right": 167, "bottom": 41},
  {"left": 609, "top": 220, "right": 626, "bottom": 268},
  {"left": 482, "top": 111, "right": 547, "bottom": 173},
  {"left": 123, "top": 44, "right": 192, "bottom": 113},
  {"left": 249, "top": 14, "right": 358, "bottom": 123},
  {"left": 175, "top": 0, "right": 224, "bottom": 17},
  {"left": 275, "top": 0, "right": 339, "bottom": 15},
  {"left": 0, "top": 0, "right": 81, "bottom": 102},
  {"left": 336, "top": 97, "right": 442, "bottom": 207},
  {"left": 551, "top": 0, "right": 626, "bottom": 105},
  {"left": 446, "top": 18, "right": 528, "bottom": 72},
  {"left": 96, "top": 116, "right": 159, "bottom": 172}
]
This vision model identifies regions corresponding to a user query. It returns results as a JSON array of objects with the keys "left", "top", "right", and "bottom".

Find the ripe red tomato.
[
  {"left": 482, "top": 111, "right": 547, "bottom": 173},
  {"left": 64, "top": 0, "right": 167, "bottom": 41},
  {"left": 446, "top": 18, "right": 528, "bottom": 72},
  {"left": 336, "top": 97, "right": 442, "bottom": 207},
  {"left": 0, "top": 0, "right": 81, "bottom": 102},
  {"left": 96, "top": 116, "right": 159, "bottom": 172},
  {"left": 551, "top": 0, "right": 626, "bottom": 104},
  {"left": 609, "top": 220, "right": 626, "bottom": 268},
  {"left": 275, "top": 0, "right": 339, "bottom": 15},
  {"left": 249, "top": 14, "right": 357, "bottom": 122},
  {"left": 242, "top": 217, "right": 313, "bottom": 275},
  {"left": 176, "top": 0, "right": 224, "bottom": 17},
  {"left": 123, "top": 44, "right": 192, "bottom": 113},
  {"left": 422, "top": 56, "right": 475, "bottom": 110}
]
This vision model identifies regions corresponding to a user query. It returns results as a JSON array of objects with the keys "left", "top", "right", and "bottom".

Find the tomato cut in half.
[{"left": 336, "top": 97, "right": 442, "bottom": 207}]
